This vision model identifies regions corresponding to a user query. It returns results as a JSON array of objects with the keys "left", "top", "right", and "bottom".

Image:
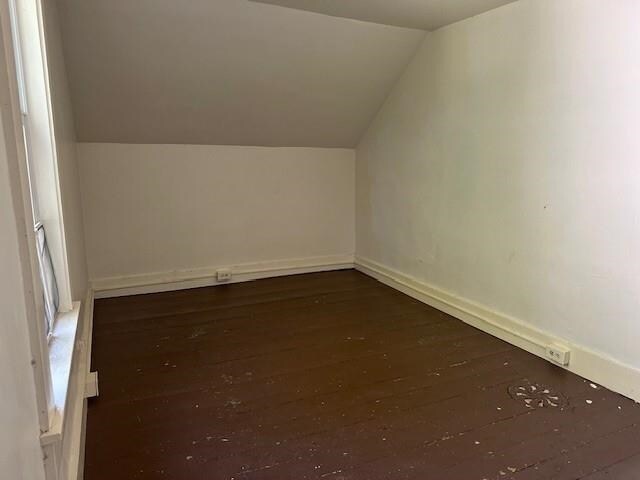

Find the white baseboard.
[
  {"left": 66, "top": 288, "right": 93, "bottom": 480},
  {"left": 92, "top": 254, "right": 355, "bottom": 298},
  {"left": 355, "top": 256, "right": 640, "bottom": 403},
  {"left": 44, "top": 288, "right": 93, "bottom": 480}
]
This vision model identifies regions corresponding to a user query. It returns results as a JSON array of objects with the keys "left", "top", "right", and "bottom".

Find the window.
[
  {"left": 7, "top": 0, "right": 83, "bottom": 448},
  {"left": 8, "top": 0, "right": 70, "bottom": 337}
]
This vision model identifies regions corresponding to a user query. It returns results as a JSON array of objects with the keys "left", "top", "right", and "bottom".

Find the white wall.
[
  {"left": 0, "top": 112, "right": 45, "bottom": 480},
  {"left": 0, "top": 64, "right": 45, "bottom": 480},
  {"left": 357, "top": 0, "right": 640, "bottom": 369},
  {"left": 41, "top": 0, "right": 88, "bottom": 301},
  {"left": 79, "top": 143, "right": 355, "bottom": 282}
]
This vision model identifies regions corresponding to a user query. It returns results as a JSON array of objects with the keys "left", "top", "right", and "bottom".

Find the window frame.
[
  {"left": 3, "top": 0, "right": 74, "bottom": 435},
  {"left": 8, "top": 0, "right": 72, "bottom": 330}
]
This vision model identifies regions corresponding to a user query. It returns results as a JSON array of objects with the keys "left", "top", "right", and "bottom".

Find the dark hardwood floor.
[{"left": 85, "top": 270, "right": 640, "bottom": 479}]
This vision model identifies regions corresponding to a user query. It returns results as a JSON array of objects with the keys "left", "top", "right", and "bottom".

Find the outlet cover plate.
[{"left": 546, "top": 344, "right": 571, "bottom": 366}]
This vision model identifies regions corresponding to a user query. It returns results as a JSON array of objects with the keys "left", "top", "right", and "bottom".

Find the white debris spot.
[
  {"left": 499, "top": 471, "right": 506, "bottom": 476},
  {"left": 590, "top": 383, "right": 598, "bottom": 389},
  {"left": 321, "top": 470, "right": 343, "bottom": 478},
  {"left": 474, "top": 441, "right": 480, "bottom": 445},
  {"left": 221, "top": 438, "right": 229, "bottom": 442},
  {"left": 507, "top": 467, "right": 517, "bottom": 472},
  {"left": 497, "top": 407, "right": 502, "bottom": 411},
  {"left": 164, "top": 362, "right": 169, "bottom": 366},
  {"left": 449, "top": 361, "right": 468, "bottom": 368},
  {"left": 195, "top": 404, "right": 199, "bottom": 408},
  {"left": 188, "top": 327, "right": 206, "bottom": 339},
  {"left": 586, "top": 399, "right": 593, "bottom": 404},
  {"left": 618, "top": 406, "right": 622, "bottom": 410},
  {"left": 503, "top": 362, "right": 509, "bottom": 366},
  {"left": 186, "top": 456, "right": 193, "bottom": 461}
]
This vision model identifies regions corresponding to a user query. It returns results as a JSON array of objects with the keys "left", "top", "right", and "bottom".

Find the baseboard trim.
[
  {"left": 52, "top": 288, "right": 93, "bottom": 480},
  {"left": 355, "top": 256, "right": 640, "bottom": 403},
  {"left": 92, "top": 255, "right": 355, "bottom": 298},
  {"left": 71, "top": 289, "right": 94, "bottom": 480}
]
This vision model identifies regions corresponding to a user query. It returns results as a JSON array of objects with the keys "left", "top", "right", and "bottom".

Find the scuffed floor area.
[{"left": 85, "top": 270, "right": 640, "bottom": 479}]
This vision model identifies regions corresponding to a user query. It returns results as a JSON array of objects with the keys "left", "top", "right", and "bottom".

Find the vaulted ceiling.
[
  {"left": 56, "top": 0, "right": 424, "bottom": 147},
  {"left": 251, "top": 0, "right": 517, "bottom": 31},
  {"left": 57, "top": 0, "right": 515, "bottom": 147}
]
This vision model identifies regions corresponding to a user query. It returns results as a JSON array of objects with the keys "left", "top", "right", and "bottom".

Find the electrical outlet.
[
  {"left": 216, "top": 268, "right": 232, "bottom": 282},
  {"left": 546, "top": 344, "right": 570, "bottom": 366}
]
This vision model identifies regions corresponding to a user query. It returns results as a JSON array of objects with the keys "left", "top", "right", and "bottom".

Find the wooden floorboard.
[{"left": 84, "top": 269, "right": 640, "bottom": 479}]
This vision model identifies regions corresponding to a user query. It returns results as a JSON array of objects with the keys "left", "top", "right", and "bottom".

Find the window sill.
[{"left": 40, "top": 301, "right": 81, "bottom": 446}]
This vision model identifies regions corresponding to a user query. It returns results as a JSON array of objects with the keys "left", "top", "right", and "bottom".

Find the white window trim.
[
  {"left": 10, "top": 0, "right": 73, "bottom": 313},
  {"left": 2, "top": 1, "right": 52, "bottom": 435},
  {"left": 40, "top": 302, "right": 82, "bottom": 447},
  {"left": 3, "top": 0, "right": 75, "bottom": 439}
]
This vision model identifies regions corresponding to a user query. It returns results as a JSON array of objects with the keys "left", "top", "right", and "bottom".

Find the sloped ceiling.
[
  {"left": 56, "top": 0, "right": 425, "bottom": 147},
  {"left": 251, "top": 0, "right": 517, "bottom": 31}
]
